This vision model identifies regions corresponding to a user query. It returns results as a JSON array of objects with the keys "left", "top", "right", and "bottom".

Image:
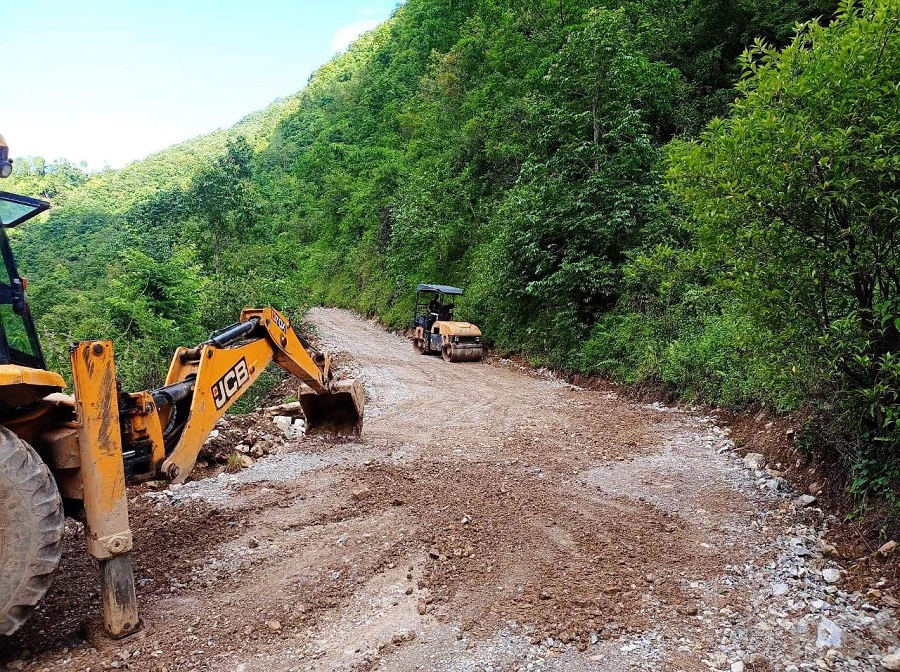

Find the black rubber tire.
[
  {"left": 442, "top": 345, "right": 454, "bottom": 362},
  {"left": 0, "top": 425, "right": 64, "bottom": 636}
]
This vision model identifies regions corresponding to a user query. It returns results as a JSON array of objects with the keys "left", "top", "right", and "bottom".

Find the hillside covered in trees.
[{"left": 8, "top": 0, "right": 900, "bottom": 513}]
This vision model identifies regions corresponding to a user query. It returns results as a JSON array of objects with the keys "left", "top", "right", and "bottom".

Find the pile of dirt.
[
  {"left": 193, "top": 413, "right": 298, "bottom": 479},
  {"left": 340, "top": 459, "right": 726, "bottom": 650},
  {"left": 0, "top": 500, "right": 239, "bottom": 664}
]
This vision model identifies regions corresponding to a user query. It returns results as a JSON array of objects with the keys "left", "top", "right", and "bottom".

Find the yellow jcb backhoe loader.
[{"left": 0, "top": 134, "right": 364, "bottom": 639}]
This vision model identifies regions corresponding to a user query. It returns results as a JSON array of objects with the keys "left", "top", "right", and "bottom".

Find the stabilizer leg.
[
  {"left": 99, "top": 554, "right": 140, "bottom": 637},
  {"left": 71, "top": 341, "right": 141, "bottom": 638}
]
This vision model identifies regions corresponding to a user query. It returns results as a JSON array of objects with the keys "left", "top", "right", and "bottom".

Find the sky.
[{"left": 2, "top": 0, "right": 400, "bottom": 169}]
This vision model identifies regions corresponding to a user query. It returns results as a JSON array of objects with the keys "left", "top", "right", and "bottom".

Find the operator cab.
[
  {"left": 413, "top": 283, "right": 463, "bottom": 332},
  {"left": 0, "top": 191, "right": 49, "bottom": 369}
]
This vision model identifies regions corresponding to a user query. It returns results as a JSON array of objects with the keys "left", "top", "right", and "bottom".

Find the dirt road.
[{"left": 1, "top": 308, "right": 897, "bottom": 671}]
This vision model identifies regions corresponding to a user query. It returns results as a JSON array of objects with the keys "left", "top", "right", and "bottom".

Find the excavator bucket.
[{"left": 299, "top": 378, "right": 365, "bottom": 437}]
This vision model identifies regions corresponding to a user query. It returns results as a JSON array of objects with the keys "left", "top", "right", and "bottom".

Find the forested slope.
[{"left": 10, "top": 0, "right": 900, "bottom": 511}]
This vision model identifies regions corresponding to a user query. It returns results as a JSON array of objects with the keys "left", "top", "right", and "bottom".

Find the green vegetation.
[{"left": 9, "top": 0, "right": 900, "bottom": 511}]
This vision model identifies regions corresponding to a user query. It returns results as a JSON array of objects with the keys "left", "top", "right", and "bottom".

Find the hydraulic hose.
[{"left": 180, "top": 317, "right": 261, "bottom": 362}]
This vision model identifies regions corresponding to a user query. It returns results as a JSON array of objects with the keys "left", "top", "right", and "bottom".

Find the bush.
[{"left": 667, "top": 0, "right": 900, "bottom": 501}]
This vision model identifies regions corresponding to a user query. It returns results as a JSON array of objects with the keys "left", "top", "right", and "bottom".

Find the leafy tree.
[
  {"left": 483, "top": 10, "right": 681, "bottom": 355},
  {"left": 190, "top": 136, "right": 256, "bottom": 277},
  {"left": 668, "top": 0, "right": 900, "bottom": 501},
  {"left": 7, "top": 157, "right": 88, "bottom": 205}
]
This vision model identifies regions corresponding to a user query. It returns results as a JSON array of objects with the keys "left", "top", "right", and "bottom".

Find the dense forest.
[{"left": 7, "top": 0, "right": 900, "bottom": 512}]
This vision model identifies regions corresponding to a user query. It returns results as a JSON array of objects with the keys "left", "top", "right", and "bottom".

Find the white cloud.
[{"left": 331, "top": 19, "right": 381, "bottom": 52}]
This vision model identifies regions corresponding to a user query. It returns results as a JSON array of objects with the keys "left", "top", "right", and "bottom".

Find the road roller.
[{"left": 411, "top": 284, "right": 483, "bottom": 363}]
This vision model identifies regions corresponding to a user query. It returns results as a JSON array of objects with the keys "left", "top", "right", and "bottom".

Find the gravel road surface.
[{"left": 1, "top": 308, "right": 897, "bottom": 672}]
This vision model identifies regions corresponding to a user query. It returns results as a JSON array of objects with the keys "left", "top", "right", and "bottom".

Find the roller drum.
[{"left": 442, "top": 343, "right": 483, "bottom": 363}]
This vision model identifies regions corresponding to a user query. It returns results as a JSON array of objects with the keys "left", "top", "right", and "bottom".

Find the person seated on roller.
[{"left": 427, "top": 295, "right": 441, "bottom": 329}]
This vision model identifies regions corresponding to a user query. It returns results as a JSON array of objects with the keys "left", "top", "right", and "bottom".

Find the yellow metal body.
[
  {"left": 0, "top": 306, "right": 363, "bottom": 637},
  {"left": 70, "top": 341, "right": 132, "bottom": 559},
  {"left": 413, "top": 319, "right": 483, "bottom": 363},
  {"left": 414, "top": 321, "right": 482, "bottom": 344},
  {"left": 157, "top": 307, "right": 346, "bottom": 482},
  {"left": 0, "top": 364, "right": 65, "bottom": 389},
  {"left": 69, "top": 341, "right": 139, "bottom": 636},
  {"left": 0, "top": 364, "right": 65, "bottom": 408},
  {"left": 434, "top": 320, "right": 482, "bottom": 340},
  {"left": 161, "top": 337, "right": 278, "bottom": 482}
]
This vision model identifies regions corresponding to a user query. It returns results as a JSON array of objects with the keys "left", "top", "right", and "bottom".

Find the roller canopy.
[{"left": 416, "top": 283, "right": 464, "bottom": 295}]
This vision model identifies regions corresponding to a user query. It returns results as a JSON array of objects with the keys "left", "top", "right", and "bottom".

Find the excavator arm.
[
  {"left": 58, "top": 307, "right": 363, "bottom": 637},
  {"left": 112, "top": 306, "right": 363, "bottom": 484}
]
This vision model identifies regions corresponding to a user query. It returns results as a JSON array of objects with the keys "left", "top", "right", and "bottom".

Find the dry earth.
[{"left": 1, "top": 308, "right": 898, "bottom": 672}]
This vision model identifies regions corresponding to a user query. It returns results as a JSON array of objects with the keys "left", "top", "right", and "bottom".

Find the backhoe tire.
[
  {"left": 413, "top": 338, "right": 425, "bottom": 355},
  {"left": 0, "top": 426, "right": 64, "bottom": 636}
]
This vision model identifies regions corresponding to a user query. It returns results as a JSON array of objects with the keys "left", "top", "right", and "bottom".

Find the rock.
[
  {"left": 878, "top": 540, "right": 897, "bottom": 556},
  {"left": 809, "top": 481, "right": 823, "bottom": 494},
  {"left": 796, "top": 495, "right": 818, "bottom": 507},
  {"left": 417, "top": 600, "right": 427, "bottom": 615},
  {"left": 881, "top": 652, "right": 900, "bottom": 670},
  {"left": 883, "top": 595, "right": 900, "bottom": 608},
  {"left": 822, "top": 568, "right": 841, "bottom": 584},
  {"left": 816, "top": 617, "right": 843, "bottom": 649},
  {"left": 743, "top": 654, "right": 769, "bottom": 670},
  {"left": 707, "top": 652, "right": 728, "bottom": 667},
  {"left": 240, "top": 455, "right": 254, "bottom": 469},
  {"left": 266, "top": 620, "right": 282, "bottom": 632},
  {"left": 744, "top": 453, "right": 767, "bottom": 471},
  {"left": 248, "top": 537, "right": 259, "bottom": 549},
  {"left": 272, "top": 415, "right": 294, "bottom": 438},
  {"left": 392, "top": 630, "right": 415, "bottom": 645},
  {"left": 351, "top": 486, "right": 371, "bottom": 502},
  {"left": 764, "top": 478, "right": 783, "bottom": 491},
  {"left": 772, "top": 583, "right": 790, "bottom": 597},
  {"left": 791, "top": 538, "right": 811, "bottom": 557},
  {"left": 731, "top": 662, "right": 745, "bottom": 672}
]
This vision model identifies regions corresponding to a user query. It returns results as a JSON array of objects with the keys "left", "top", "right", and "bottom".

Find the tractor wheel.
[
  {"left": 0, "top": 426, "right": 64, "bottom": 636},
  {"left": 442, "top": 344, "right": 454, "bottom": 362},
  {"left": 413, "top": 337, "right": 426, "bottom": 355}
]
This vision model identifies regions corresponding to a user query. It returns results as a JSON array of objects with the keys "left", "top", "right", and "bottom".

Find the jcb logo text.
[
  {"left": 212, "top": 358, "right": 250, "bottom": 410},
  {"left": 272, "top": 312, "right": 288, "bottom": 332}
]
